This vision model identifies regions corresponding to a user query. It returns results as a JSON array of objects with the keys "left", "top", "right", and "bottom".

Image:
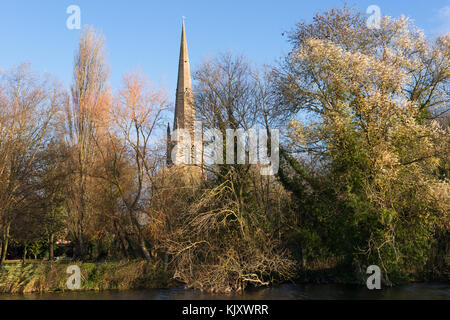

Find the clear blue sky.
[{"left": 1, "top": 0, "right": 449, "bottom": 101}]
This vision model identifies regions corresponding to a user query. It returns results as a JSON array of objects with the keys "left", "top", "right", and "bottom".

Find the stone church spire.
[
  {"left": 173, "top": 20, "right": 195, "bottom": 135},
  {"left": 167, "top": 20, "right": 197, "bottom": 166}
]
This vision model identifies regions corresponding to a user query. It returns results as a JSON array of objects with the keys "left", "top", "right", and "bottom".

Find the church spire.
[
  {"left": 167, "top": 20, "right": 196, "bottom": 167},
  {"left": 173, "top": 20, "right": 195, "bottom": 133}
]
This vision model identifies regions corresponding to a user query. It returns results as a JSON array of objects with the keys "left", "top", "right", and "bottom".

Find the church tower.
[{"left": 167, "top": 21, "right": 202, "bottom": 174}]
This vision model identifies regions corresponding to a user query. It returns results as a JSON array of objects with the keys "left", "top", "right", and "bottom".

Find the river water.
[{"left": 0, "top": 283, "right": 449, "bottom": 300}]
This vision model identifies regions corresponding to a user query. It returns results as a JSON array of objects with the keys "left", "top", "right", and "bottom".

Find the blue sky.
[{"left": 0, "top": 0, "right": 449, "bottom": 102}]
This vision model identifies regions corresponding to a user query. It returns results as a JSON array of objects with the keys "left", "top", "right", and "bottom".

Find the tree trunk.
[
  {"left": 114, "top": 222, "right": 129, "bottom": 259},
  {"left": 49, "top": 233, "right": 55, "bottom": 261},
  {"left": 164, "top": 252, "right": 169, "bottom": 271},
  {"left": 138, "top": 233, "right": 151, "bottom": 261},
  {"left": 74, "top": 224, "right": 85, "bottom": 260},
  {"left": 125, "top": 235, "right": 137, "bottom": 259},
  {"left": 301, "top": 246, "right": 307, "bottom": 269},
  {"left": 118, "top": 235, "right": 128, "bottom": 258},
  {"left": 78, "top": 236, "right": 84, "bottom": 259},
  {"left": 22, "top": 245, "right": 27, "bottom": 263},
  {"left": 0, "top": 223, "right": 10, "bottom": 266},
  {"left": 128, "top": 208, "right": 151, "bottom": 261}
]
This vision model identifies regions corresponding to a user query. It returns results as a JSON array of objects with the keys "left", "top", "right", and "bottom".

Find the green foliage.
[{"left": 275, "top": 6, "right": 449, "bottom": 283}]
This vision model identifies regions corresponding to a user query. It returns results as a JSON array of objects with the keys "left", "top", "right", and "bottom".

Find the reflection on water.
[{"left": 0, "top": 283, "right": 449, "bottom": 300}]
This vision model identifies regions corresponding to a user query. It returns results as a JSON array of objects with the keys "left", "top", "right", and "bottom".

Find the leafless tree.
[
  {"left": 98, "top": 72, "right": 168, "bottom": 261},
  {"left": 65, "top": 26, "right": 110, "bottom": 259},
  {"left": 0, "top": 64, "right": 62, "bottom": 265}
]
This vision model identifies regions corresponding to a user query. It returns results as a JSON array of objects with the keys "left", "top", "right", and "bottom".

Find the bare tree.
[
  {"left": 0, "top": 64, "right": 61, "bottom": 265},
  {"left": 99, "top": 72, "right": 168, "bottom": 261},
  {"left": 65, "top": 26, "right": 110, "bottom": 259}
]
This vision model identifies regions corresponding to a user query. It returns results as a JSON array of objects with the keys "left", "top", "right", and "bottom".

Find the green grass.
[{"left": 0, "top": 260, "right": 173, "bottom": 294}]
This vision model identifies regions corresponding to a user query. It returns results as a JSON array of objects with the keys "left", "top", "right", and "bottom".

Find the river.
[{"left": 0, "top": 283, "right": 449, "bottom": 300}]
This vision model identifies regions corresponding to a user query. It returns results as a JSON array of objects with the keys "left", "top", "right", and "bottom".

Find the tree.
[
  {"left": 157, "top": 54, "right": 295, "bottom": 292},
  {"left": 0, "top": 64, "right": 61, "bottom": 265},
  {"left": 10, "top": 207, "right": 44, "bottom": 262},
  {"left": 65, "top": 26, "right": 110, "bottom": 259},
  {"left": 36, "top": 139, "right": 69, "bottom": 261},
  {"left": 274, "top": 6, "right": 449, "bottom": 281},
  {"left": 100, "top": 72, "right": 168, "bottom": 261}
]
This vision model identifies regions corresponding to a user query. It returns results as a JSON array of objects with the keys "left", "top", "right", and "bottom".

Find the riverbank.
[
  {"left": 1, "top": 260, "right": 447, "bottom": 294},
  {"left": 296, "top": 265, "right": 449, "bottom": 286},
  {"left": 0, "top": 260, "right": 172, "bottom": 294}
]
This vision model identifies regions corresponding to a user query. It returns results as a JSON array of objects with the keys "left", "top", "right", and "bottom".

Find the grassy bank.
[
  {"left": 295, "top": 260, "right": 450, "bottom": 286},
  {"left": 0, "top": 260, "right": 172, "bottom": 294}
]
